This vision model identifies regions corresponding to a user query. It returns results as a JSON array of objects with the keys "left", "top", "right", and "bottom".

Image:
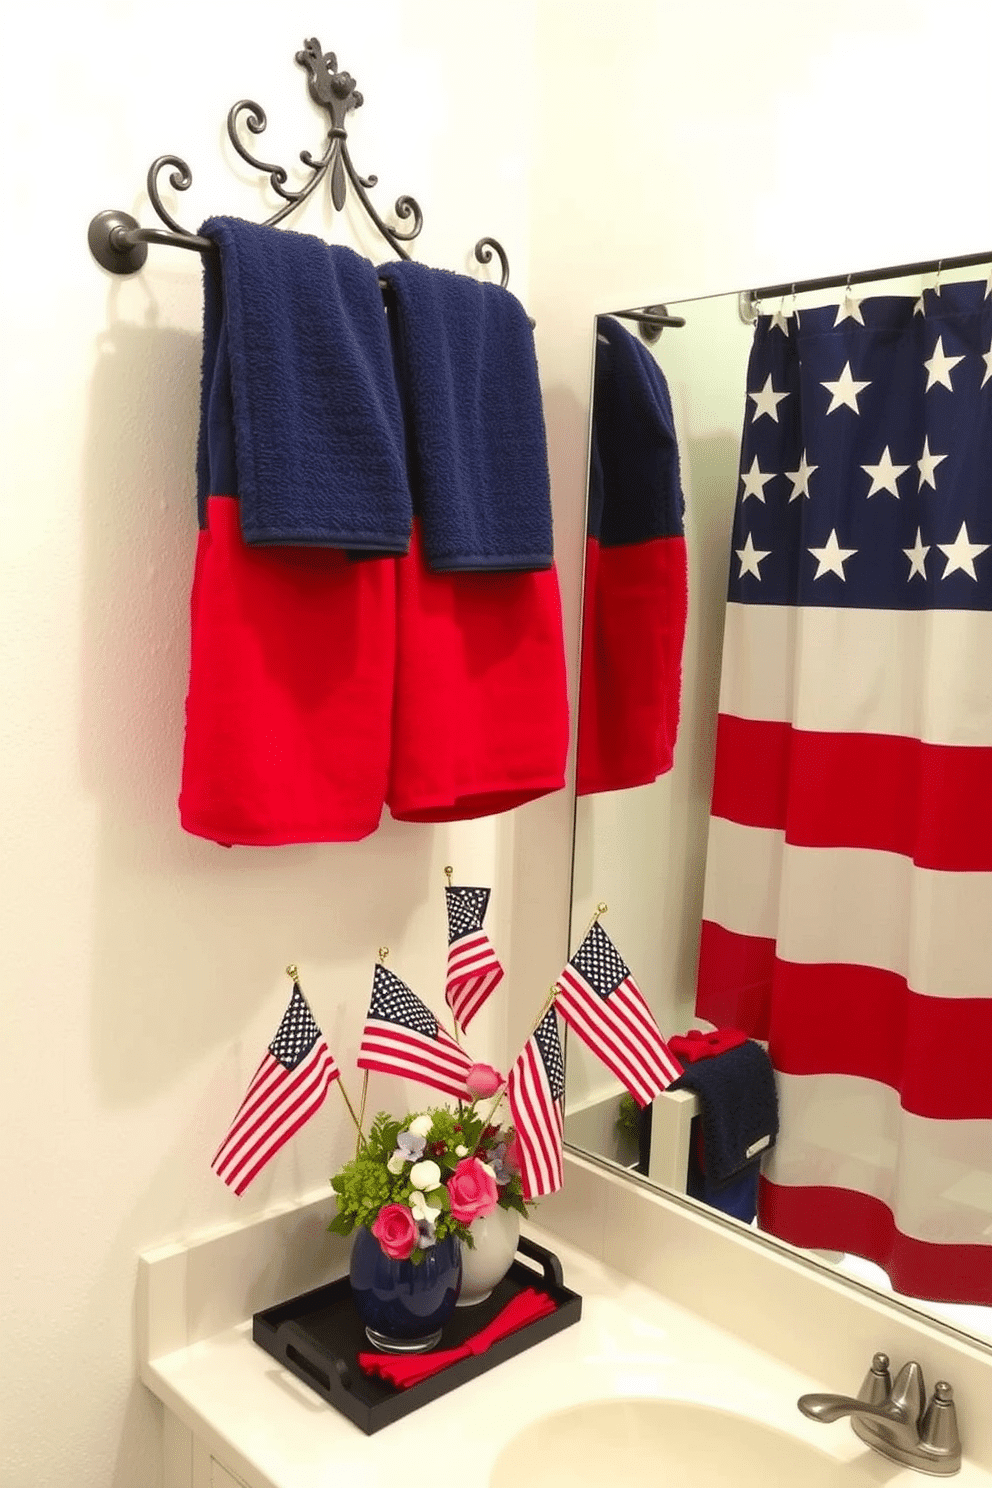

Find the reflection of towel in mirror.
[
  {"left": 671, "top": 1040, "right": 779, "bottom": 1224},
  {"left": 197, "top": 217, "right": 411, "bottom": 552},
  {"left": 669, "top": 1027, "right": 749, "bottom": 1063},
  {"left": 378, "top": 260, "right": 553, "bottom": 572},
  {"left": 577, "top": 315, "right": 688, "bottom": 795}
]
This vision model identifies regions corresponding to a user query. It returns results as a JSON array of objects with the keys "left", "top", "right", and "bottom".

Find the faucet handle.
[
  {"left": 920, "top": 1381, "right": 961, "bottom": 1465},
  {"left": 857, "top": 1352, "right": 891, "bottom": 1407}
]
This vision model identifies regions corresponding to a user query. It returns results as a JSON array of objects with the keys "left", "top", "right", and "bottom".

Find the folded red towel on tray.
[{"left": 358, "top": 1287, "right": 557, "bottom": 1389}]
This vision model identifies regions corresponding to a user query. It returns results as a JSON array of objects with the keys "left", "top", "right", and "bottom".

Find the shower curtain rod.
[{"left": 746, "top": 247, "right": 992, "bottom": 307}]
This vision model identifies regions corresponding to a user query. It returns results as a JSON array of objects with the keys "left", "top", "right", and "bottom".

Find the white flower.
[
  {"left": 408, "top": 1114, "right": 433, "bottom": 1138},
  {"left": 409, "top": 1190, "right": 442, "bottom": 1225},
  {"left": 386, "top": 1150, "right": 406, "bottom": 1175},
  {"left": 479, "top": 1159, "right": 497, "bottom": 1180},
  {"left": 409, "top": 1159, "right": 442, "bottom": 1191},
  {"left": 455, "top": 1144, "right": 469, "bottom": 1158}
]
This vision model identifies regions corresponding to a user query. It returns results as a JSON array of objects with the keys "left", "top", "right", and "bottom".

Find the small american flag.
[
  {"left": 445, "top": 885, "right": 504, "bottom": 1032},
  {"left": 211, "top": 982, "right": 340, "bottom": 1196},
  {"left": 507, "top": 1006, "right": 565, "bottom": 1199},
  {"left": 555, "top": 921, "right": 682, "bottom": 1107},
  {"left": 358, "top": 963, "right": 474, "bottom": 1099}
]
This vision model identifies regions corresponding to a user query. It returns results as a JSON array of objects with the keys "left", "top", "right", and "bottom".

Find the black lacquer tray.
[{"left": 252, "top": 1234, "right": 582, "bottom": 1434}]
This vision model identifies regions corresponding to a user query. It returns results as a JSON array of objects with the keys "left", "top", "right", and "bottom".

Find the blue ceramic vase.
[{"left": 349, "top": 1226, "right": 462, "bottom": 1352}]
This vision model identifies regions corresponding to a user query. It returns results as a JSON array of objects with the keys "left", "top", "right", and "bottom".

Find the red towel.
[
  {"left": 179, "top": 496, "right": 395, "bottom": 844},
  {"left": 386, "top": 521, "right": 569, "bottom": 823},
  {"left": 358, "top": 1287, "right": 557, "bottom": 1388},
  {"left": 668, "top": 1027, "right": 750, "bottom": 1064},
  {"left": 576, "top": 316, "right": 687, "bottom": 797},
  {"left": 179, "top": 504, "right": 569, "bottom": 842},
  {"left": 576, "top": 534, "right": 687, "bottom": 794}
]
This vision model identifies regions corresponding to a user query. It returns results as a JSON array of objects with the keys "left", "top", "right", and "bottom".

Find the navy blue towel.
[
  {"left": 378, "top": 260, "right": 553, "bottom": 572},
  {"left": 196, "top": 217, "right": 411, "bottom": 552},
  {"left": 671, "top": 1039, "right": 779, "bottom": 1195},
  {"left": 588, "top": 316, "right": 685, "bottom": 546}
]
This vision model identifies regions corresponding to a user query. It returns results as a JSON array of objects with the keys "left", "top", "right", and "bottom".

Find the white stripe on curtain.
[
  {"left": 703, "top": 822, "right": 992, "bottom": 1001},
  {"left": 768, "top": 1073, "right": 992, "bottom": 1247},
  {"left": 719, "top": 601, "right": 992, "bottom": 745}
]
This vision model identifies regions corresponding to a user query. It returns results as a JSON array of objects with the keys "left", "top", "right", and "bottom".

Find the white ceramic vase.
[{"left": 457, "top": 1204, "right": 521, "bottom": 1306}]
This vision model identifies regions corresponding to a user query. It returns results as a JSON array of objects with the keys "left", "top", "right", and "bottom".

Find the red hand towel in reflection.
[
  {"left": 358, "top": 1288, "right": 557, "bottom": 1389},
  {"left": 668, "top": 1028, "right": 749, "bottom": 1064}
]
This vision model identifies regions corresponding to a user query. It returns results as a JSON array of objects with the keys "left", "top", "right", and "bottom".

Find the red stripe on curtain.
[
  {"left": 770, "top": 961, "right": 992, "bottom": 1119},
  {"left": 695, "top": 919, "right": 774, "bottom": 1039},
  {"left": 697, "top": 922, "right": 992, "bottom": 1119},
  {"left": 710, "top": 713, "right": 791, "bottom": 829},
  {"left": 712, "top": 713, "right": 992, "bottom": 871},
  {"left": 759, "top": 1178, "right": 992, "bottom": 1306}
]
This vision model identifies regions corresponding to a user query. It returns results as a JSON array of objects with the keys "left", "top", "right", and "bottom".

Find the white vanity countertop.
[{"left": 143, "top": 1225, "right": 991, "bottom": 1488}]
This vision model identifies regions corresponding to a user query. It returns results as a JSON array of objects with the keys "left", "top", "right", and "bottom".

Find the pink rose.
[
  {"left": 465, "top": 1062, "right": 503, "bottom": 1099},
  {"left": 371, "top": 1203, "right": 418, "bottom": 1260},
  {"left": 447, "top": 1157, "right": 499, "bottom": 1223},
  {"left": 504, "top": 1136, "right": 522, "bottom": 1175}
]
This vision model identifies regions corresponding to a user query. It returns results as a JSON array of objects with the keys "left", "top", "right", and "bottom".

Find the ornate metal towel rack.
[{"left": 87, "top": 37, "right": 513, "bottom": 288}]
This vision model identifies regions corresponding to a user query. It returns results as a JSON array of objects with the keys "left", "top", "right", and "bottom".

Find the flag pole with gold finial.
[
  {"left": 473, "top": 980, "right": 563, "bottom": 1151},
  {"left": 516, "top": 902, "right": 606, "bottom": 1039},
  {"left": 582, "top": 901, "right": 609, "bottom": 942},
  {"left": 352, "top": 950, "right": 388, "bottom": 1152},
  {"left": 442, "top": 865, "right": 464, "bottom": 1045}
]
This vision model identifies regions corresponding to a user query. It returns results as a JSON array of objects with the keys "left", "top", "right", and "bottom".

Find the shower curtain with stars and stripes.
[{"left": 695, "top": 281, "right": 992, "bottom": 1305}]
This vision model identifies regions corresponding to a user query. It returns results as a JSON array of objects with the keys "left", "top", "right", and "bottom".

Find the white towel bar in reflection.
[{"left": 648, "top": 1088, "right": 700, "bottom": 1191}]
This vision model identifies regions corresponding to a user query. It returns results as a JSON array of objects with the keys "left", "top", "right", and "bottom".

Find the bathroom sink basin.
[{"left": 488, "top": 1399, "right": 878, "bottom": 1488}]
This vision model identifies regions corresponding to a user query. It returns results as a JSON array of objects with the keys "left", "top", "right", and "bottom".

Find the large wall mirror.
[{"left": 563, "top": 275, "right": 992, "bottom": 1350}]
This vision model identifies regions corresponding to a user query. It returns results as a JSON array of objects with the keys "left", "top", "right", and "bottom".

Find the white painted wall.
[
  {"left": 4, "top": 1, "right": 992, "bottom": 1484},
  {"left": 0, "top": 8, "right": 554, "bottom": 1486}
]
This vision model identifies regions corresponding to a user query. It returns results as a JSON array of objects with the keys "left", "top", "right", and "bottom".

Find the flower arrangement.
[{"left": 330, "top": 1063, "right": 529, "bottom": 1263}]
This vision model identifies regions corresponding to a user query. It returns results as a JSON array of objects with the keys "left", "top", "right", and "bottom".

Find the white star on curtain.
[
  {"left": 937, "top": 521, "right": 989, "bottom": 580},
  {"left": 821, "top": 361, "right": 871, "bottom": 414},
  {"left": 808, "top": 529, "right": 857, "bottom": 580}
]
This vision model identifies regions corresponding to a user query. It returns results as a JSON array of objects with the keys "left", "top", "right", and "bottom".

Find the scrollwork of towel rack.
[{"left": 87, "top": 37, "right": 513, "bottom": 289}]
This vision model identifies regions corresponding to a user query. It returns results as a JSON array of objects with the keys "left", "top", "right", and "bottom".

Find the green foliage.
[
  {"left": 616, "top": 1092, "right": 640, "bottom": 1143},
  {"left": 329, "top": 1102, "right": 532, "bottom": 1260},
  {"left": 499, "top": 1186, "right": 530, "bottom": 1219}
]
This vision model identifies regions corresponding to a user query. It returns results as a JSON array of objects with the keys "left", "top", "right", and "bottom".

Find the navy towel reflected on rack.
[
  {"left": 197, "top": 217, "right": 411, "bottom": 552},
  {"left": 671, "top": 1039, "right": 779, "bottom": 1224},
  {"left": 378, "top": 259, "right": 553, "bottom": 572},
  {"left": 586, "top": 315, "right": 685, "bottom": 549}
]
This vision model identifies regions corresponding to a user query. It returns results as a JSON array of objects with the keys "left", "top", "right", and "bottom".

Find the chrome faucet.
[{"left": 798, "top": 1352, "right": 961, "bottom": 1476}]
